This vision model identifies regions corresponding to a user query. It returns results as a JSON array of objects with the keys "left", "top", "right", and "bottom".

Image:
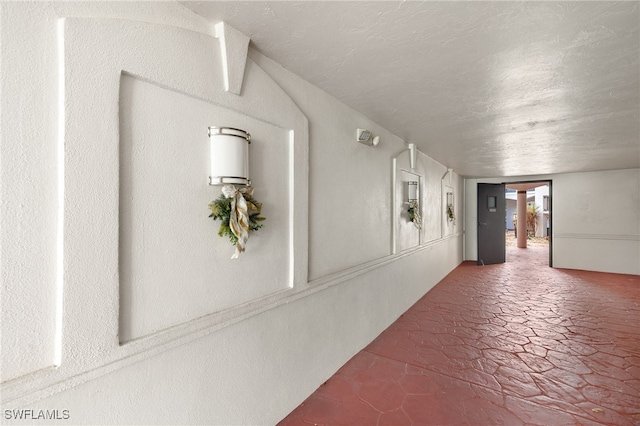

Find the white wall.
[
  {"left": 464, "top": 169, "right": 640, "bottom": 275},
  {"left": 534, "top": 185, "right": 549, "bottom": 238},
  {"left": 1, "top": 2, "right": 463, "bottom": 424},
  {"left": 506, "top": 198, "right": 516, "bottom": 230}
]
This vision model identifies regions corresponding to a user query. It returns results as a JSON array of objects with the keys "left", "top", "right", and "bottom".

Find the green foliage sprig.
[
  {"left": 208, "top": 192, "right": 265, "bottom": 246},
  {"left": 408, "top": 201, "right": 419, "bottom": 223},
  {"left": 407, "top": 200, "right": 422, "bottom": 229},
  {"left": 447, "top": 204, "right": 456, "bottom": 224}
]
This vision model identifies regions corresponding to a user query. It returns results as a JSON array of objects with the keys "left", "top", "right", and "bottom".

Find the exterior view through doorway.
[
  {"left": 506, "top": 181, "right": 552, "bottom": 267},
  {"left": 478, "top": 181, "right": 552, "bottom": 267}
]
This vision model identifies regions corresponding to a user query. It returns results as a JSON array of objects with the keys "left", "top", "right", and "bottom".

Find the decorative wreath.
[
  {"left": 407, "top": 200, "right": 422, "bottom": 229},
  {"left": 447, "top": 204, "right": 456, "bottom": 224},
  {"left": 208, "top": 185, "right": 265, "bottom": 258}
]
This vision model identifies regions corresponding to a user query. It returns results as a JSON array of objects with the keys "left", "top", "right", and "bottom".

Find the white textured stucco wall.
[{"left": 1, "top": 2, "right": 463, "bottom": 424}]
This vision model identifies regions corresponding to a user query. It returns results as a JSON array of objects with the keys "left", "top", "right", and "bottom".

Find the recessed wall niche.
[
  {"left": 118, "top": 75, "right": 291, "bottom": 343},
  {"left": 393, "top": 147, "right": 449, "bottom": 253}
]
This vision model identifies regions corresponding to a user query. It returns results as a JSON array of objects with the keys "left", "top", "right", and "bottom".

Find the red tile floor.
[{"left": 279, "top": 244, "right": 640, "bottom": 425}]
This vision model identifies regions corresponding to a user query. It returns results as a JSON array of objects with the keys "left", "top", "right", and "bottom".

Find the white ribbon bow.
[{"left": 222, "top": 185, "right": 254, "bottom": 258}]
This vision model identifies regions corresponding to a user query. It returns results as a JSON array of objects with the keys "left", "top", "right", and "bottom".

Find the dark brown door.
[{"left": 477, "top": 183, "right": 505, "bottom": 265}]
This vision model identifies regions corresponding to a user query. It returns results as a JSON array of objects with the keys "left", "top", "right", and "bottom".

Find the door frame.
[{"left": 503, "top": 179, "right": 553, "bottom": 267}]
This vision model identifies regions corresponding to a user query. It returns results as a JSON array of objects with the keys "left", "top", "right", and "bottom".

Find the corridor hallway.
[{"left": 279, "top": 246, "right": 640, "bottom": 425}]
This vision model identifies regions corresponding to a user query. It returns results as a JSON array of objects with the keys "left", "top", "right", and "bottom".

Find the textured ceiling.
[{"left": 181, "top": 1, "right": 639, "bottom": 177}]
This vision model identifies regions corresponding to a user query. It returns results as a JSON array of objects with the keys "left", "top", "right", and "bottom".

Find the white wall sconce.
[
  {"left": 207, "top": 126, "right": 265, "bottom": 259},
  {"left": 406, "top": 181, "right": 421, "bottom": 229},
  {"left": 357, "top": 128, "right": 380, "bottom": 146},
  {"left": 407, "top": 181, "right": 418, "bottom": 202},
  {"left": 208, "top": 127, "right": 251, "bottom": 186},
  {"left": 446, "top": 192, "right": 456, "bottom": 223}
]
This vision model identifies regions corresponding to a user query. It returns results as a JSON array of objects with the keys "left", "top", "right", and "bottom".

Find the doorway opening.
[{"left": 505, "top": 180, "right": 552, "bottom": 267}]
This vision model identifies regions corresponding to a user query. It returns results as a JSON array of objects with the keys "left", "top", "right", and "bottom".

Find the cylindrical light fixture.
[
  {"left": 208, "top": 127, "right": 251, "bottom": 186},
  {"left": 407, "top": 181, "right": 418, "bottom": 202}
]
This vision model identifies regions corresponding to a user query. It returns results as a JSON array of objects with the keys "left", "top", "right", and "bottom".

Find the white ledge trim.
[
  {"left": 554, "top": 233, "right": 640, "bottom": 241},
  {"left": 1, "top": 233, "right": 462, "bottom": 406}
]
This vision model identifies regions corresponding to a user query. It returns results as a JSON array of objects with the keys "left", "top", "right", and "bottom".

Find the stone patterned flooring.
[{"left": 279, "top": 245, "right": 640, "bottom": 425}]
